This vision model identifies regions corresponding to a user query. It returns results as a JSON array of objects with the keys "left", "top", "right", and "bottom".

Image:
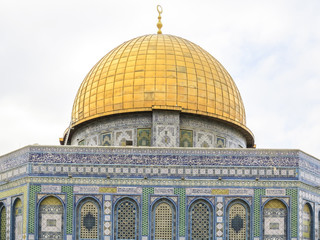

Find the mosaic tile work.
[
  {"left": 13, "top": 198, "right": 23, "bottom": 240},
  {"left": 39, "top": 197, "right": 63, "bottom": 240},
  {"left": 103, "top": 196, "right": 112, "bottom": 236},
  {"left": 0, "top": 205, "right": 6, "bottom": 240},
  {"left": 180, "top": 130, "right": 193, "bottom": 147},
  {"left": 175, "top": 188, "right": 186, "bottom": 236},
  {"left": 254, "top": 189, "right": 265, "bottom": 237},
  {"left": 286, "top": 189, "right": 298, "bottom": 238},
  {"left": 29, "top": 185, "right": 41, "bottom": 234},
  {"left": 101, "top": 132, "right": 112, "bottom": 146},
  {"left": 263, "top": 200, "right": 287, "bottom": 240},
  {"left": 216, "top": 136, "right": 226, "bottom": 148},
  {"left": 115, "top": 129, "right": 134, "bottom": 146},
  {"left": 142, "top": 188, "right": 154, "bottom": 236},
  {"left": 216, "top": 197, "right": 224, "bottom": 238},
  {"left": 195, "top": 132, "right": 214, "bottom": 148},
  {"left": 137, "top": 129, "right": 151, "bottom": 146},
  {"left": 61, "top": 185, "right": 73, "bottom": 235}
]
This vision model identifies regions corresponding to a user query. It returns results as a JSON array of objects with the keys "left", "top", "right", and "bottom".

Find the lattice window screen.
[
  {"left": 0, "top": 207, "right": 6, "bottom": 240},
  {"left": 116, "top": 200, "right": 137, "bottom": 240},
  {"left": 191, "top": 201, "right": 211, "bottom": 240},
  {"left": 155, "top": 203, "right": 173, "bottom": 240},
  {"left": 228, "top": 203, "right": 248, "bottom": 240},
  {"left": 80, "top": 202, "right": 98, "bottom": 239}
]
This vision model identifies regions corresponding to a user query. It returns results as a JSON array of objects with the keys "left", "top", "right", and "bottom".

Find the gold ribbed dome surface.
[{"left": 72, "top": 34, "right": 252, "bottom": 140}]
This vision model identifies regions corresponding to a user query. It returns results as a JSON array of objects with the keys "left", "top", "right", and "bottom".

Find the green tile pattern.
[
  {"left": 254, "top": 188, "right": 265, "bottom": 237},
  {"left": 62, "top": 185, "right": 73, "bottom": 234},
  {"left": 180, "top": 130, "right": 193, "bottom": 147},
  {"left": 28, "top": 184, "right": 41, "bottom": 233},
  {"left": 142, "top": 188, "right": 154, "bottom": 235},
  {"left": 174, "top": 188, "right": 186, "bottom": 236},
  {"left": 286, "top": 188, "right": 298, "bottom": 238},
  {"left": 137, "top": 129, "right": 151, "bottom": 146}
]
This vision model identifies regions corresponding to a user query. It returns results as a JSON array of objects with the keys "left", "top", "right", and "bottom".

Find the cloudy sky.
[{"left": 1, "top": 0, "right": 319, "bottom": 158}]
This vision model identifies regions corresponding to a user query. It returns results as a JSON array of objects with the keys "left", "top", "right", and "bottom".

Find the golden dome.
[{"left": 71, "top": 34, "right": 254, "bottom": 145}]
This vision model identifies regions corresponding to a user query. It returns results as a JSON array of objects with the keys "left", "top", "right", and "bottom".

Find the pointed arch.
[
  {"left": 114, "top": 197, "right": 139, "bottom": 240},
  {"left": 76, "top": 197, "right": 101, "bottom": 240},
  {"left": 226, "top": 200, "right": 250, "bottom": 240},
  {"left": 151, "top": 198, "right": 177, "bottom": 240},
  {"left": 12, "top": 198, "right": 23, "bottom": 240},
  {"left": 0, "top": 203, "right": 6, "bottom": 240},
  {"left": 188, "top": 199, "right": 214, "bottom": 240},
  {"left": 263, "top": 199, "right": 288, "bottom": 240},
  {"left": 38, "top": 196, "right": 64, "bottom": 240},
  {"left": 303, "top": 203, "right": 313, "bottom": 240}
]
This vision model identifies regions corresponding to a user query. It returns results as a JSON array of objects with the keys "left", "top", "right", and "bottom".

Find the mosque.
[{"left": 0, "top": 5, "right": 319, "bottom": 240}]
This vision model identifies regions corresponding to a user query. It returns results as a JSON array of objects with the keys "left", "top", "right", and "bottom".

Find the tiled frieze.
[{"left": 216, "top": 196, "right": 224, "bottom": 239}]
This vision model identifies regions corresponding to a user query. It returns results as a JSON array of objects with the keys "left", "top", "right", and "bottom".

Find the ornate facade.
[{"left": 0, "top": 7, "right": 319, "bottom": 240}]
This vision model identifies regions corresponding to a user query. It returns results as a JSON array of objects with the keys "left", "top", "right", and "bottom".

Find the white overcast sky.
[{"left": 1, "top": 0, "right": 320, "bottom": 158}]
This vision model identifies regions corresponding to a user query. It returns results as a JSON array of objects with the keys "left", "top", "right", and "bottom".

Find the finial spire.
[{"left": 157, "top": 5, "right": 163, "bottom": 34}]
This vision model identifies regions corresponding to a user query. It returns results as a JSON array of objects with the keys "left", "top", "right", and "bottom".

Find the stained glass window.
[
  {"left": 263, "top": 199, "right": 287, "bottom": 240},
  {"left": 115, "top": 198, "right": 139, "bottom": 240},
  {"left": 189, "top": 200, "right": 213, "bottom": 240},
  {"left": 152, "top": 199, "right": 176, "bottom": 240},
  {"left": 227, "top": 201, "right": 250, "bottom": 240}
]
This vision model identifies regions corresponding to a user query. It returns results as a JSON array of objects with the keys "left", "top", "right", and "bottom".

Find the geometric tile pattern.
[
  {"left": 104, "top": 198, "right": 112, "bottom": 236},
  {"left": 216, "top": 197, "right": 224, "bottom": 238},
  {"left": 263, "top": 200, "right": 287, "bottom": 240},
  {"left": 155, "top": 126, "right": 177, "bottom": 147},
  {"left": 254, "top": 189, "right": 265, "bottom": 237},
  {"left": 29, "top": 185, "right": 41, "bottom": 234},
  {"left": 174, "top": 188, "right": 186, "bottom": 236},
  {"left": 61, "top": 186, "right": 73, "bottom": 235},
  {"left": 115, "top": 130, "right": 133, "bottom": 146},
  {"left": 195, "top": 132, "right": 214, "bottom": 148},
  {"left": 286, "top": 189, "right": 297, "bottom": 238},
  {"left": 142, "top": 188, "right": 154, "bottom": 236}
]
